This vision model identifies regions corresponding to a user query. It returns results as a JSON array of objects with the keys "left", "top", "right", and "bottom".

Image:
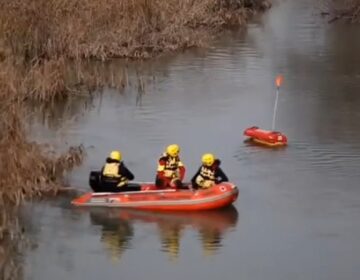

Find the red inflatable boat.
[
  {"left": 244, "top": 126, "right": 287, "bottom": 147},
  {"left": 71, "top": 182, "right": 239, "bottom": 211}
]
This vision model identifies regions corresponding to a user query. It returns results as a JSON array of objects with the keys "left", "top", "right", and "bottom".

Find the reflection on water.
[
  {"left": 158, "top": 219, "right": 184, "bottom": 262},
  {"left": 87, "top": 206, "right": 238, "bottom": 263},
  {"left": 89, "top": 210, "right": 133, "bottom": 262}
]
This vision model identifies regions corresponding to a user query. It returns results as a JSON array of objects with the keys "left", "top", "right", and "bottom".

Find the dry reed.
[
  {"left": 1, "top": 58, "right": 129, "bottom": 104},
  {"left": 0, "top": 0, "right": 271, "bottom": 61},
  {"left": 0, "top": 56, "right": 138, "bottom": 205},
  {"left": 0, "top": 61, "right": 77, "bottom": 205},
  {"left": 0, "top": 107, "right": 86, "bottom": 205}
]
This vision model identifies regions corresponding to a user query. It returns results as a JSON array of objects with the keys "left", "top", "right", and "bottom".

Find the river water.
[{"left": 20, "top": 0, "right": 360, "bottom": 279}]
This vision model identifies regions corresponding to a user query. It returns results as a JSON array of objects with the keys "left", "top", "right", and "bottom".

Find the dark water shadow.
[{"left": 81, "top": 206, "right": 239, "bottom": 262}]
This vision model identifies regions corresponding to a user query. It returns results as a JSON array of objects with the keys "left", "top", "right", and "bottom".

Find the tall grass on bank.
[
  {"left": 0, "top": 108, "right": 85, "bottom": 205},
  {"left": 0, "top": 0, "right": 271, "bottom": 61},
  {"left": 0, "top": 57, "right": 140, "bottom": 205},
  {"left": 0, "top": 58, "right": 130, "bottom": 104},
  {"left": 0, "top": 60, "right": 81, "bottom": 205}
]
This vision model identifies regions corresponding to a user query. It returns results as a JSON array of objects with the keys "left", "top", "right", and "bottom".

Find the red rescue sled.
[
  {"left": 244, "top": 126, "right": 287, "bottom": 147},
  {"left": 244, "top": 75, "right": 288, "bottom": 147},
  {"left": 71, "top": 182, "right": 239, "bottom": 211}
]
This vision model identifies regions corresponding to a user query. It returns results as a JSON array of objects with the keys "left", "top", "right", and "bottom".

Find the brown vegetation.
[
  {"left": 0, "top": 57, "right": 137, "bottom": 205},
  {"left": 0, "top": 58, "right": 130, "bottom": 104},
  {"left": 0, "top": 106, "right": 86, "bottom": 205},
  {"left": 0, "top": 59, "right": 81, "bottom": 205},
  {"left": 0, "top": 0, "right": 271, "bottom": 61},
  {"left": 0, "top": 52, "right": 148, "bottom": 204}
]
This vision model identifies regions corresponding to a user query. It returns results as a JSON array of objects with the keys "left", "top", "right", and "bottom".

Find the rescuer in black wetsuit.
[
  {"left": 99, "top": 150, "right": 136, "bottom": 192},
  {"left": 191, "top": 153, "right": 228, "bottom": 189}
]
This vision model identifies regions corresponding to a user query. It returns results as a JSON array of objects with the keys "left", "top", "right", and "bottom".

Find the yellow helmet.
[
  {"left": 202, "top": 153, "right": 215, "bottom": 166},
  {"left": 166, "top": 144, "right": 180, "bottom": 157},
  {"left": 110, "top": 150, "right": 122, "bottom": 161}
]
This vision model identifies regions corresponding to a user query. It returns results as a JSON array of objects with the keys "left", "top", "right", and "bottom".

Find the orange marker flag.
[{"left": 275, "top": 75, "right": 284, "bottom": 88}]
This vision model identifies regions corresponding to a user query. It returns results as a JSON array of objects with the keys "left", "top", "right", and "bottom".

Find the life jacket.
[
  {"left": 195, "top": 165, "right": 216, "bottom": 188},
  {"left": 103, "top": 162, "right": 120, "bottom": 178},
  {"left": 102, "top": 161, "right": 128, "bottom": 187},
  {"left": 157, "top": 153, "right": 183, "bottom": 178}
]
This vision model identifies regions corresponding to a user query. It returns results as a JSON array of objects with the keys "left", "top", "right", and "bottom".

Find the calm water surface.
[{"left": 23, "top": 0, "right": 360, "bottom": 279}]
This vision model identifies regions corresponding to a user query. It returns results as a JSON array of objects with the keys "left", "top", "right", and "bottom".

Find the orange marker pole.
[{"left": 271, "top": 75, "right": 284, "bottom": 131}]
